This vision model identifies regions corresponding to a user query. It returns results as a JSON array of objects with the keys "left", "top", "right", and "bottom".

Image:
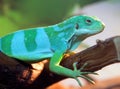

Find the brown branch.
[{"left": 0, "top": 36, "right": 120, "bottom": 89}]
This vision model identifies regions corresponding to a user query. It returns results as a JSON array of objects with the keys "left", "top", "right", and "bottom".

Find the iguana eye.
[
  {"left": 75, "top": 23, "right": 79, "bottom": 30},
  {"left": 86, "top": 19, "right": 92, "bottom": 25}
]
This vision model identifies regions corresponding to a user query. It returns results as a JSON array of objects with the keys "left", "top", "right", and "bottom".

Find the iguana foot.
[{"left": 72, "top": 62, "right": 97, "bottom": 86}]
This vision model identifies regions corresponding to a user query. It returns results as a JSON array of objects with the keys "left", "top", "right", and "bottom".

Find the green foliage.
[
  {"left": 0, "top": 16, "right": 18, "bottom": 36},
  {"left": 0, "top": 0, "right": 102, "bottom": 36},
  {"left": 13, "top": 0, "right": 76, "bottom": 26}
]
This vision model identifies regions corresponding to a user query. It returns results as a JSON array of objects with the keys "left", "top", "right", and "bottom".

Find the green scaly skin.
[{"left": 0, "top": 15, "right": 105, "bottom": 86}]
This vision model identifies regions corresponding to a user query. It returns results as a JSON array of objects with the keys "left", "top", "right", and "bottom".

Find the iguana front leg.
[{"left": 49, "top": 50, "right": 96, "bottom": 86}]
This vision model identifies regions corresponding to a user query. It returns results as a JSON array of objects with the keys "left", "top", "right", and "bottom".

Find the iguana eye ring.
[
  {"left": 86, "top": 19, "right": 92, "bottom": 25},
  {"left": 75, "top": 23, "right": 79, "bottom": 30}
]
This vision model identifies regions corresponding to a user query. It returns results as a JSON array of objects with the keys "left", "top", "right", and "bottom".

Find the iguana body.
[{"left": 0, "top": 15, "right": 105, "bottom": 85}]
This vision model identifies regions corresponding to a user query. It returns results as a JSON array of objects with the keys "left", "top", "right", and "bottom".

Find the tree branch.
[{"left": 0, "top": 36, "right": 120, "bottom": 89}]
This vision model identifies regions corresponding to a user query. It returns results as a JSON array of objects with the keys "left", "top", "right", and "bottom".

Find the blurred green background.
[{"left": 0, "top": 0, "right": 102, "bottom": 36}]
